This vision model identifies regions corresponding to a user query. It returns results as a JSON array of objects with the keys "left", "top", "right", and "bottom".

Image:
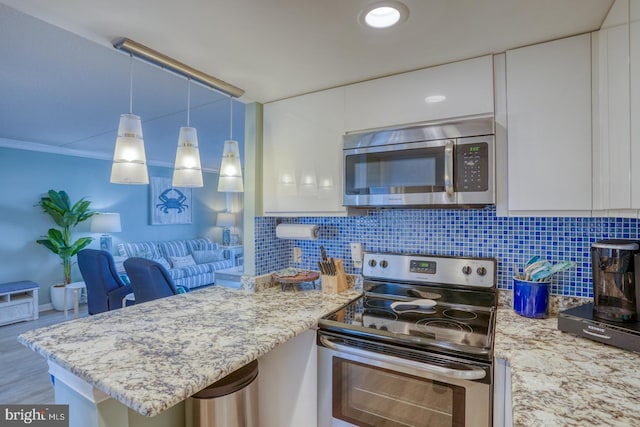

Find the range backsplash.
[{"left": 254, "top": 207, "right": 640, "bottom": 297}]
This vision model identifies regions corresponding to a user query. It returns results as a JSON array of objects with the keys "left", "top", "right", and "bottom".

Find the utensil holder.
[
  {"left": 513, "top": 277, "right": 550, "bottom": 318},
  {"left": 321, "top": 259, "right": 348, "bottom": 294}
]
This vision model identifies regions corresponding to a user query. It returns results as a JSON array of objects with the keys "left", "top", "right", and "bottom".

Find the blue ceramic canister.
[{"left": 513, "top": 277, "right": 550, "bottom": 318}]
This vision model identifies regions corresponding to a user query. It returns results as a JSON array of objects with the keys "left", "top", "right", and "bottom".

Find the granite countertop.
[
  {"left": 495, "top": 307, "right": 640, "bottom": 427},
  {"left": 19, "top": 285, "right": 360, "bottom": 417}
]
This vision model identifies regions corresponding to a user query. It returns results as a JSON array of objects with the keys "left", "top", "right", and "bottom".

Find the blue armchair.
[
  {"left": 123, "top": 257, "right": 188, "bottom": 304},
  {"left": 77, "top": 249, "right": 134, "bottom": 315}
]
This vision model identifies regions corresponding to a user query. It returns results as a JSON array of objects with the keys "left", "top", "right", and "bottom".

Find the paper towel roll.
[{"left": 276, "top": 223, "right": 319, "bottom": 240}]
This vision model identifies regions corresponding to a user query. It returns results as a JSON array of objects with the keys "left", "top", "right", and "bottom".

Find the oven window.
[
  {"left": 332, "top": 357, "right": 465, "bottom": 427},
  {"left": 344, "top": 146, "right": 445, "bottom": 195}
]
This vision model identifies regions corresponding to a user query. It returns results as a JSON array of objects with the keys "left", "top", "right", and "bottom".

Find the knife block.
[{"left": 321, "top": 258, "right": 348, "bottom": 294}]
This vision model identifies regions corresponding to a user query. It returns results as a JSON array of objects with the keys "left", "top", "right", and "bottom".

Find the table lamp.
[
  {"left": 91, "top": 213, "right": 122, "bottom": 253},
  {"left": 216, "top": 212, "right": 235, "bottom": 246}
]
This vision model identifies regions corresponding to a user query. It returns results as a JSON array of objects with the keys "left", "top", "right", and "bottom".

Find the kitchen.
[{"left": 4, "top": 0, "right": 640, "bottom": 426}]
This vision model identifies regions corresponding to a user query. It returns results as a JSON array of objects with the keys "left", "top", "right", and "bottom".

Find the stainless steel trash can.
[{"left": 187, "top": 360, "right": 259, "bottom": 427}]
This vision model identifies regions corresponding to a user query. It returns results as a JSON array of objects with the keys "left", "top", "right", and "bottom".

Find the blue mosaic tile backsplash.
[{"left": 254, "top": 208, "right": 640, "bottom": 297}]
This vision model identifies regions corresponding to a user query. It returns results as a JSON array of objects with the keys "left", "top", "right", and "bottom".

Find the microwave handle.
[{"left": 444, "top": 141, "right": 454, "bottom": 197}]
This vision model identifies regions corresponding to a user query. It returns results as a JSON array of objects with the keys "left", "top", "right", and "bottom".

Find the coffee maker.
[
  {"left": 592, "top": 239, "right": 640, "bottom": 322},
  {"left": 558, "top": 239, "right": 640, "bottom": 353}
]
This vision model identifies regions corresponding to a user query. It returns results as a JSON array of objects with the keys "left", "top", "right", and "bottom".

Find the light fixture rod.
[
  {"left": 187, "top": 78, "right": 191, "bottom": 127},
  {"left": 113, "top": 37, "right": 245, "bottom": 98},
  {"left": 229, "top": 96, "right": 233, "bottom": 140},
  {"left": 128, "top": 53, "right": 133, "bottom": 114}
]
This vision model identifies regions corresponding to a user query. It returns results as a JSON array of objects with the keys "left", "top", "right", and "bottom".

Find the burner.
[
  {"left": 417, "top": 319, "right": 474, "bottom": 333},
  {"left": 443, "top": 309, "right": 478, "bottom": 321},
  {"left": 364, "top": 298, "right": 392, "bottom": 309},
  {"left": 362, "top": 309, "right": 398, "bottom": 321}
]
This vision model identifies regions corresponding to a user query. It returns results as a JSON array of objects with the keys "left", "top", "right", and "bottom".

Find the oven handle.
[
  {"left": 444, "top": 140, "right": 455, "bottom": 197},
  {"left": 319, "top": 335, "right": 486, "bottom": 381}
]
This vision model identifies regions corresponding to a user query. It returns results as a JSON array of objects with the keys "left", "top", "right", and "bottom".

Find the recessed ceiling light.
[
  {"left": 359, "top": 1, "right": 409, "bottom": 29},
  {"left": 425, "top": 95, "right": 447, "bottom": 104}
]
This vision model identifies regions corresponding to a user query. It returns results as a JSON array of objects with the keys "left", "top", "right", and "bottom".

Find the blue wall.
[
  {"left": 255, "top": 209, "right": 640, "bottom": 298},
  {"left": 0, "top": 147, "right": 227, "bottom": 305}
]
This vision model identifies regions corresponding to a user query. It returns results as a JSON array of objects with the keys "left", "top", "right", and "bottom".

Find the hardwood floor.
[{"left": 0, "top": 305, "right": 88, "bottom": 404}]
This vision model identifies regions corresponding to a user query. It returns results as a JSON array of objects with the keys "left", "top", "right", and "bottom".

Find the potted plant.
[{"left": 36, "top": 190, "right": 97, "bottom": 311}]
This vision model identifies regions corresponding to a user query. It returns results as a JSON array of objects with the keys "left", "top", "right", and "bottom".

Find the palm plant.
[{"left": 36, "top": 190, "right": 97, "bottom": 285}]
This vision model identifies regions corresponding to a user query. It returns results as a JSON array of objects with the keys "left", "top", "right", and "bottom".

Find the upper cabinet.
[
  {"left": 506, "top": 34, "right": 592, "bottom": 213},
  {"left": 593, "top": 0, "right": 640, "bottom": 214},
  {"left": 263, "top": 87, "right": 347, "bottom": 216},
  {"left": 344, "top": 56, "right": 494, "bottom": 133}
]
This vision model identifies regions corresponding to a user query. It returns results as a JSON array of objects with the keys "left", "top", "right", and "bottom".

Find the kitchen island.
[
  {"left": 19, "top": 285, "right": 360, "bottom": 426},
  {"left": 495, "top": 307, "right": 640, "bottom": 427}
]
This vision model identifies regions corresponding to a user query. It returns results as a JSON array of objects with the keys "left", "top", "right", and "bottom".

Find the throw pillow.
[
  {"left": 153, "top": 257, "right": 172, "bottom": 271},
  {"left": 133, "top": 249, "right": 154, "bottom": 259},
  {"left": 170, "top": 255, "right": 196, "bottom": 269},
  {"left": 191, "top": 250, "right": 224, "bottom": 264}
]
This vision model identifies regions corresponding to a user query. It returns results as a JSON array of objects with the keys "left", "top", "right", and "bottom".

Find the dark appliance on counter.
[
  {"left": 317, "top": 252, "right": 497, "bottom": 427},
  {"left": 342, "top": 116, "right": 495, "bottom": 208},
  {"left": 558, "top": 239, "right": 640, "bottom": 353}
]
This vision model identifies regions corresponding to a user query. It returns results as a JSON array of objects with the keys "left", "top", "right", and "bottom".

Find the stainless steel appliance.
[
  {"left": 318, "top": 253, "right": 497, "bottom": 427},
  {"left": 592, "top": 240, "right": 640, "bottom": 322},
  {"left": 342, "top": 116, "right": 495, "bottom": 208},
  {"left": 558, "top": 239, "right": 640, "bottom": 352}
]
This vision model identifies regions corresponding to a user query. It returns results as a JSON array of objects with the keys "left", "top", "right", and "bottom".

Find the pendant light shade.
[
  {"left": 218, "top": 140, "right": 244, "bottom": 192},
  {"left": 173, "top": 126, "right": 203, "bottom": 187},
  {"left": 110, "top": 114, "right": 149, "bottom": 184},
  {"left": 218, "top": 97, "right": 244, "bottom": 192},
  {"left": 110, "top": 55, "right": 149, "bottom": 184},
  {"left": 172, "top": 80, "right": 203, "bottom": 187}
]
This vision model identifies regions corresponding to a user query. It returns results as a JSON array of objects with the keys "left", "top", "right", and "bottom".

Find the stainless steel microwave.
[{"left": 343, "top": 117, "right": 495, "bottom": 208}]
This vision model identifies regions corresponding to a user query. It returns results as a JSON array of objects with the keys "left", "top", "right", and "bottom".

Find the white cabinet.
[
  {"left": 344, "top": 55, "right": 494, "bottom": 133},
  {"left": 493, "top": 358, "right": 513, "bottom": 427},
  {"left": 506, "top": 34, "right": 592, "bottom": 213},
  {"left": 593, "top": 0, "right": 640, "bottom": 215},
  {"left": 257, "top": 330, "right": 318, "bottom": 427},
  {"left": 632, "top": 6, "right": 640, "bottom": 206},
  {"left": 263, "top": 87, "right": 347, "bottom": 216}
]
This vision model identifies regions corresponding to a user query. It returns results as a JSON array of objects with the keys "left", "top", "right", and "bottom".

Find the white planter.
[{"left": 50, "top": 284, "right": 74, "bottom": 311}]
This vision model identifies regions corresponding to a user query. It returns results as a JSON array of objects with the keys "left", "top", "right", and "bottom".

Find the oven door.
[
  {"left": 343, "top": 139, "right": 455, "bottom": 207},
  {"left": 318, "top": 331, "right": 491, "bottom": 427}
]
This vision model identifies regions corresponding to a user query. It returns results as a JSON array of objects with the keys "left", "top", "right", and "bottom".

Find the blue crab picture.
[{"left": 156, "top": 188, "right": 189, "bottom": 214}]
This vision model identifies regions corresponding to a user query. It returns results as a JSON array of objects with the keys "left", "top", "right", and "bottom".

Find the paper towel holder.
[{"left": 275, "top": 223, "right": 320, "bottom": 240}]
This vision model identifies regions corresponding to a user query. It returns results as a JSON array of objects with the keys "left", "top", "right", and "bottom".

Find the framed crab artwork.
[{"left": 150, "top": 177, "right": 193, "bottom": 225}]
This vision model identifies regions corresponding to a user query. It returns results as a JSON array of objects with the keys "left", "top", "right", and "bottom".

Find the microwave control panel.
[{"left": 455, "top": 142, "right": 488, "bottom": 192}]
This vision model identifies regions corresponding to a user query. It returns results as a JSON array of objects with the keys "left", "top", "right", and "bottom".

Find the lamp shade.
[
  {"left": 173, "top": 126, "right": 203, "bottom": 187},
  {"left": 90, "top": 213, "right": 122, "bottom": 233},
  {"left": 110, "top": 114, "right": 149, "bottom": 184},
  {"left": 217, "top": 140, "right": 244, "bottom": 192},
  {"left": 216, "top": 212, "right": 235, "bottom": 228}
]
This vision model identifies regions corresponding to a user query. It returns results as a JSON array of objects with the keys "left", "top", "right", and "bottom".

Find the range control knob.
[
  {"left": 462, "top": 265, "right": 472, "bottom": 275},
  {"left": 368, "top": 259, "right": 377, "bottom": 267},
  {"left": 380, "top": 260, "right": 389, "bottom": 268},
  {"left": 477, "top": 267, "right": 487, "bottom": 276}
]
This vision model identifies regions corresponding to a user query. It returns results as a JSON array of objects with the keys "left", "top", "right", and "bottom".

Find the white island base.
[{"left": 48, "top": 330, "right": 318, "bottom": 427}]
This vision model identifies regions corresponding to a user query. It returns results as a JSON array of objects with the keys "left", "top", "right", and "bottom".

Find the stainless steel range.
[{"left": 318, "top": 252, "right": 497, "bottom": 427}]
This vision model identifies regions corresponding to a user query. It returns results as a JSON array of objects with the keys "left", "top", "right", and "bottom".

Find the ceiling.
[{"left": 0, "top": 0, "right": 614, "bottom": 168}]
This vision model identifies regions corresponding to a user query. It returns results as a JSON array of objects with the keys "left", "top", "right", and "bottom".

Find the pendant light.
[
  {"left": 172, "top": 78, "right": 203, "bottom": 187},
  {"left": 217, "top": 96, "right": 244, "bottom": 192},
  {"left": 110, "top": 54, "right": 149, "bottom": 184}
]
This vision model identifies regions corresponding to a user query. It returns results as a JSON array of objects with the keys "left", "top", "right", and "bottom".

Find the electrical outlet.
[
  {"left": 293, "top": 247, "right": 302, "bottom": 263},
  {"left": 350, "top": 242, "right": 363, "bottom": 268}
]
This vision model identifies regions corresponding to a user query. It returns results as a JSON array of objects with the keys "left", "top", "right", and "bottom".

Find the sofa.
[{"left": 117, "top": 238, "right": 234, "bottom": 290}]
